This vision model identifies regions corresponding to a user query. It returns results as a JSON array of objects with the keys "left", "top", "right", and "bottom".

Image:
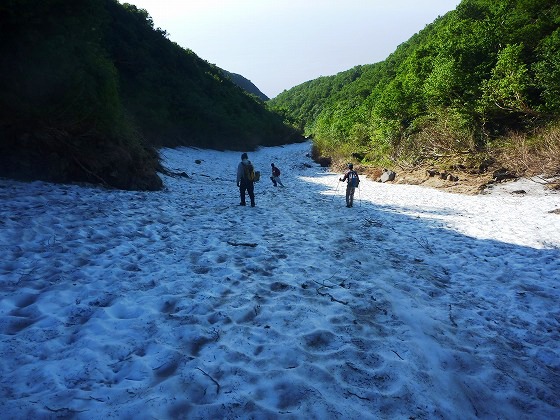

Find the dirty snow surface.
[{"left": 1, "top": 141, "right": 559, "bottom": 419}]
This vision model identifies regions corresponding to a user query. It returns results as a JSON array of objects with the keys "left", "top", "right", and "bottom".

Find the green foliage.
[
  {"left": 0, "top": 0, "right": 301, "bottom": 189},
  {"left": 105, "top": 1, "right": 299, "bottom": 151},
  {"left": 534, "top": 28, "right": 560, "bottom": 114},
  {"left": 270, "top": 66, "right": 366, "bottom": 134},
  {"left": 0, "top": 0, "right": 162, "bottom": 190},
  {"left": 479, "top": 43, "right": 533, "bottom": 124},
  {"left": 269, "top": 0, "right": 560, "bottom": 169},
  {"left": 1, "top": 0, "right": 117, "bottom": 131}
]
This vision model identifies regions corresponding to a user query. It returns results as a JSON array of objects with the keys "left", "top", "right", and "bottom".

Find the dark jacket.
[{"left": 341, "top": 170, "right": 359, "bottom": 186}]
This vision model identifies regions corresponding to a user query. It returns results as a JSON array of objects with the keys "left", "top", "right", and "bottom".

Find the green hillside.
[
  {"left": 0, "top": 0, "right": 300, "bottom": 190},
  {"left": 269, "top": 0, "right": 560, "bottom": 179},
  {"left": 222, "top": 70, "right": 269, "bottom": 101}
]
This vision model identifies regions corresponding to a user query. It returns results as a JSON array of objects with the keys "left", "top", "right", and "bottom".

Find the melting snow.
[{"left": 0, "top": 141, "right": 559, "bottom": 418}]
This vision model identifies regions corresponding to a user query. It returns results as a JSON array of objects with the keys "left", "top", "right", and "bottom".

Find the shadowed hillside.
[
  {"left": 0, "top": 0, "right": 301, "bottom": 190},
  {"left": 221, "top": 70, "right": 269, "bottom": 101}
]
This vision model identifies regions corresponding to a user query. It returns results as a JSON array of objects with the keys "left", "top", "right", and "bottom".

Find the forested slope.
[
  {"left": 104, "top": 2, "right": 297, "bottom": 149},
  {"left": 221, "top": 70, "right": 269, "bottom": 101},
  {"left": 0, "top": 0, "right": 300, "bottom": 190},
  {"left": 269, "top": 0, "right": 560, "bottom": 179}
]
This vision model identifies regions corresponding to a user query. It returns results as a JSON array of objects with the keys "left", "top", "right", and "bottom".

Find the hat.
[
  {"left": 348, "top": 163, "right": 353, "bottom": 169},
  {"left": 241, "top": 153, "right": 248, "bottom": 160},
  {"left": 271, "top": 163, "right": 275, "bottom": 167}
]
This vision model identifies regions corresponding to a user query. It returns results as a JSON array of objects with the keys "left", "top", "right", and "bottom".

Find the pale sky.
[{"left": 122, "top": 0, "right": 462, "bottom": 98}]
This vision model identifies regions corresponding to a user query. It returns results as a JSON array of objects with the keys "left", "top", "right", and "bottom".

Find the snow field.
[{"left": 0, "top": 141, "right": 558, "bottom": 418}]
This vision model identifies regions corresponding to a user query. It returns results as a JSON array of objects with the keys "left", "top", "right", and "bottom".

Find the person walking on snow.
[
  {"left": 340, "top": 163, "right": 360, "bottom": 208},
  {"left": 237, "top": 153, "right": 256, "bottom": 207},
  {"left": 270, "top": 163, "right": 284, "bottom": 187}
]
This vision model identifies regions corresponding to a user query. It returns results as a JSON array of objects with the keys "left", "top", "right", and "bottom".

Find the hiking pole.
[
  {"left": 358, "top": 184, "right": 361, "bottom": 207},
  {"left": 332, "top": 179, "right": 340, "bottom": 202}
]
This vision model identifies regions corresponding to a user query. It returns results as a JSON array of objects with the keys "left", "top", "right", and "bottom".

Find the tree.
[{"left": 479, "top": 43, "right": 534, "bottom": 130}]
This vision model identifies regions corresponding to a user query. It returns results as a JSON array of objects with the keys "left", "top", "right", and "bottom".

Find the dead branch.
[
  {"left": 227, "top": 241, "right": 257, "bottom": 247},
  {"left": 312, "top": 279, "right": 335, "bottom": 289},
  {"left": 68, "top": 152, "right": 110, "bottom": 188},
  {"left": 160, "top": 166, "right": 190, "bottom": 178},
  {"left": 17, "top": 265, "right": 38, "bottom": 284},
  {"left": 311, "top": 271, "right": 348, "bottom": 304},
  {"left": 449, "top": 304, "right": 458, "bottom": 327},
  {"left": 345, "top": 390, "right": 371, "bottom": 401},
  {"left": 414, "top": 237, "right": 434, "bottom": 254},
  {"left": 196, "top": 367, "right": 220, "bottom": 394},
  {"left": 392, "top": 350, "right": 404, "bottom": 360},
  {"left": 530, "top": 175, "right": 559, "bottom": 185},
  {"left": 364, "top": 217, "right": 382, "bottom": 227},
  {"left": 49, "top": 131, "right": 111, "bottom": 188},
  {"left": 316, "top": 285, "right": 348, "bottom": 305},
  {"left": 45, "top": 406, "right": 87, "bottom": 414}
]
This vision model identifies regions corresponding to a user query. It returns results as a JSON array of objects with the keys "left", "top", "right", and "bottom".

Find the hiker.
[
  {"left": 270, "top": 163, "right": 284, "bottom": 187},
  {"left": 236, "top": 152, "right": 256, "bottom": 207},
  {"left": 339, "top": 163, "right": 360, "bottom": 208}
]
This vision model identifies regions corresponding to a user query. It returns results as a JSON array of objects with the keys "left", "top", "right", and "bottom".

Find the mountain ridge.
[{"left": 221, "top": 70, "right": 269, "bottom": 101}]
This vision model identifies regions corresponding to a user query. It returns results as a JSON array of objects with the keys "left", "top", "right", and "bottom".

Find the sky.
[
  {"left": 122, "top": 0, "right": 462, "bottom": 98},
  {"left": 1, "top": 141, "right": 559, "bottom": 417}
]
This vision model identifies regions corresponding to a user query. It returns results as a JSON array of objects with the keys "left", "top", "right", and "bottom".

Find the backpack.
[
  {"left": 349, "top": 170, "right": 359, "bottom": 187},
  {"left": 244, "top": 162, "right": 260, "bottom": 182}
]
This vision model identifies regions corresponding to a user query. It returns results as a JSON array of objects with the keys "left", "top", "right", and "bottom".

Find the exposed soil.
[
  {"left": 390, "top": 168, "right": 492, "bottom": 195},
  {"left": 329, "top": 157, "right": 559, "bottom": 196},
  {"left": 354, "top": 165, "right": 493, "bottom": 195},
  {"left": 358, "top": 165, "right": 560, "bottom": 196}
]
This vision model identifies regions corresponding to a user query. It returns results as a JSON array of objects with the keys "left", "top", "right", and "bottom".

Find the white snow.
[{"left": 0, "top": 141, "right": 559, "bottom": 419}]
